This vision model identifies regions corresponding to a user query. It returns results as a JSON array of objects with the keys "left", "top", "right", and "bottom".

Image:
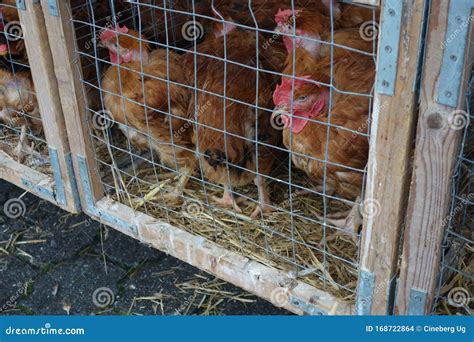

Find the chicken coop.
[
  {"left": 0, "top": 0, "right": 80, "bottom": 213},
  {"left": 1, "top": 0, "right": 471, "bottom": 315}
]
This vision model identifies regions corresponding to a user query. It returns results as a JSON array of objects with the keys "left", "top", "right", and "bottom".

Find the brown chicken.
[
  {"left": 135, "top": 0, "right": 213, "bottom": 48},
  {"left": 275, "top": 3, "right": 378, "bottom": 58},
  {"left": 184, "top": 27, "right": 281, "bottom": 218},
  {"left": 99, "top": 25, "right": 194, "bottom": 199},
  {"left": 0, "top": 66, "right": 41, "bottom": 161},
  {"left": 272, "top": 30, "right": 375, "bottom": 239},
  {"left": 209, "top": 0, "right": 338, "bottom": 31}
]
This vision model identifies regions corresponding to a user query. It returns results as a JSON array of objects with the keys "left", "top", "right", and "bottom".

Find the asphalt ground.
[{"left": 0, "top": 180, "right": 287, "bottom": 315}]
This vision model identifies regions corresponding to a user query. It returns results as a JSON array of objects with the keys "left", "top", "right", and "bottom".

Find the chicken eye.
[{"left": 297, "top": 95, "right": 307, "bottom": 101}]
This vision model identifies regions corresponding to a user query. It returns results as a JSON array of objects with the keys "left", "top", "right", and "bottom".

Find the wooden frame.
[
  {"left": 0, "top": 1, "right": 80, "bottom": 213},
  {"left": 395, "top": 1, "right": 474, "bottom": 315},
  {"left": 358, "top": 0, "right": 427, "bottom": 315},
  {"left": 40, "top": 0, "right": 428, "bottom": 315}
]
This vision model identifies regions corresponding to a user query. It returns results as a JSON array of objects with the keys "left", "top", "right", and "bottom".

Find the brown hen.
[
  {"left": 100, "top": 26, "right": 194, "bottom": 200},
  {"left": 273, "top": 29, "right": 375, "bottom": 239},
  {"left": 184, "top": 27, "right": 282, "bottom": 218}
]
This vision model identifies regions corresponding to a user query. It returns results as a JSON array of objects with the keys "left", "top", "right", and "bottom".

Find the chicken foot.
[
  {"left": 250, "top": 175, "right": 275, "bottom": 219},
  {"left": 212, "top": 187, "right": 246, "bottom": 213},
  {"left": 317, "top": 197, "right": 362, "bottom": 244}
]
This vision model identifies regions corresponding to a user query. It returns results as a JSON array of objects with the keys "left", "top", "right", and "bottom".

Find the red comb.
[
  {"left": 275, "top": 8, "right": 301, "bottom": 24},
  {"left": 100, "top": 24, "right": 129, "bottom": 42},
  {"left": 0, "top": 44, "right": 7, "bottom": 52},
  {"left": 273, "top": 76, "right": 315, "bottom": 106}
]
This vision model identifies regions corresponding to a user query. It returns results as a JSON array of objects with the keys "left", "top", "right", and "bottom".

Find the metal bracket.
[
  {"left": 375, "top": 0, "right": 404, "bottom": 96},
  {"left": 356, "top": 269, "right": 375, "bottom": 315},
  {"left": 289, "top": 295, "right": 327, "bottom": 315},
  {"left": 77, "top": 155, "right": 138, "bottom": 236},
  {"left": 21, "top": 179, "right": 55, "bottom": 202},
  {"left": 407, "top": 288, "right": 428, "bottom": 315},
  {"left": 437, "top": 1, "right": 474, "bottom": 107},
  {"left": 47, "top": 0, "right": 59, "bottom": 16},
  {"left": 15, "top": 0, "right": 26, "bottom": 10}
]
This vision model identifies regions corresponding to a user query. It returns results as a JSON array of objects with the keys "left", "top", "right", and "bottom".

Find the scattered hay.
[
  {"left": 0, "top": 127, "right": 51, "bottom": 174},
  {"left": 94, "top": 133, "right": 360, "bottom": 303}
]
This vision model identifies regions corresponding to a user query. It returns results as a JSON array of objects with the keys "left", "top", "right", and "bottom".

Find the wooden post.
[
  {"left": 395, "top": 0, "right": 474, "bottom": 315},
  {"left": 12, "top": 1, "right": 80, "bottom": 212},
  {"left": 39, "top": 0, "right": 104, "bottom": 209},
  {"left": 358, "top": 0, "right": 427, "bottom": 314}
]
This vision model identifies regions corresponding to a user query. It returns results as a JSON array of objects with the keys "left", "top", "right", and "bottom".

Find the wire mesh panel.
[
  {"left": 0, "top": 1, "right": 79, "bottom": 213},
  {"left": 433, "top": 74, "right": 473, "bottom": 315},
  {"left": 45, "top": 0, "right": 404, "bottom": 314},
  {"left": 0, "top": 1, "right": 46, "bottom": 171}
]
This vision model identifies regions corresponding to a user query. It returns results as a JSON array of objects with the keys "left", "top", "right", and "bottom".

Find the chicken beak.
[{"left": 271, "top": 106, "right": 290, "bottom": 130}]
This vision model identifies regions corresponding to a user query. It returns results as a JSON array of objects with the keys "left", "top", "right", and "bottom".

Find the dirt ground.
[{"left": 0, "top": 180, "right": 287, "bottom": 315}]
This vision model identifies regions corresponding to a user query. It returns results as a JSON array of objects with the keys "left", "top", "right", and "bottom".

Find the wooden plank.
[
  {"left": 0, "top": 152, "right": 55, "bottom": 203},
  {"left": 17, "top": 1, "right": 80, "bottom": 212},
  {"left": 39, "top": 0, "right": 104, "bottom": 208},
  {"left": 91, "top": 197, "right": 354, "bottom": 315},
  {"left": 358, "top": 0, "right": 426, "bottom": 314},
  {"left": 395, "top": 1, "right": 474, "bottom": 315}
]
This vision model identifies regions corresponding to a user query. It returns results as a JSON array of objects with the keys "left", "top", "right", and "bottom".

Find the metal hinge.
[
  {"left": 21, "top": 178, "right": 55, "bottom": 201},
  {"left": 15, "top": 0, "right": 26, "bottom": 10},
  {"left": 289, "top": 295, "right": 328, "bottom": 315},
  {"left": 437, "top": 1, "right": 474, "bottom": 107},
  {"left": 356, "top": 269, "right": 375, "bottom": 315},
  {"left": 47, "top": 0, "right": 59, "bottom": 16},
  {"left": 407, "top": 288, "right": 428, "bottom": 315},
  {"left": 375, "top": 0, "right": 404, "bottom": 96},
  {"left": 77, "top": 155, "right": 138, "bottom": 236}
]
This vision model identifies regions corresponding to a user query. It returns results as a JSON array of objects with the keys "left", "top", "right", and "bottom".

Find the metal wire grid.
[
  {"left": 70, "top": 0, "right": 378, "bottom": 298},
  {"left": 0, "top": 2, "right": 47, "bottom": 165},
  {"left": 433, "top": 72, "right": 473, "bottom": 315}
]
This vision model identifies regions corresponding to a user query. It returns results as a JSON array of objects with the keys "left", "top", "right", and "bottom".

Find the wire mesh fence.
[
  {"left": 68, "top": 0, "right": 379, "bottom": 304},
  {"left": 0, "top": 1, "right": 48, "bottom": 172},
  {"left": 433, "top": 72, "right": 473, "bottom": 315}
]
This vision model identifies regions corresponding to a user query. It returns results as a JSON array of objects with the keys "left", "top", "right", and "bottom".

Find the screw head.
[
  {"left": 450, "top": 55, "right": 457, "bottom": 62},
  {"left": 388, "top": 9, "right": 396, "bottom": 16},
  {"left": 445, "top": 91, "right": 452, "bottom": 98},
  {"left": 385, "top": 45, "right": 392, "bottom": 53}
]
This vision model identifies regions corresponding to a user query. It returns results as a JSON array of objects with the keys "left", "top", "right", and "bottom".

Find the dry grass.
[
  {"left": 0, "top": 127, "right": 51, "bottom": 174},
  {"left": 94, "top": 132, "right": 360, "bottom": 303}
]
